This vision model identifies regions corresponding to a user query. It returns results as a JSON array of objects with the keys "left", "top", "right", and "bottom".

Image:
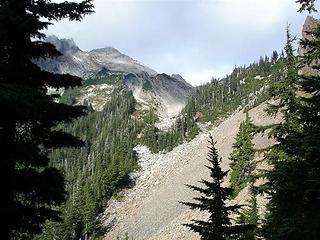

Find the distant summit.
[
  {"left": 46, "top": 35, "right": 80, "bottom": 54},
  {"left": 89, "top": 46, "right": 121, "bottom": 55},
  {"left": 37, "top": 35, "right": 157, "bottom": 77}
]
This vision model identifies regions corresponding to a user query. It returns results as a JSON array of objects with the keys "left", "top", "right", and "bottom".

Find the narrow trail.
[{"left": 103, "top": 103, "right": 279, "bottom": 240}]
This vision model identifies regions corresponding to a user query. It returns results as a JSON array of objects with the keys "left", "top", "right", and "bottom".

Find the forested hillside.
[
  {"left": 37, "top": 84, "right": 141, "bottom": 239},
  {"left": 142, "top": 51, "right": 285, "bottom": 153}
]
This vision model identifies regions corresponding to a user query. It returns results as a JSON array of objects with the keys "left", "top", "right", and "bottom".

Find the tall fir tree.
[
  {"left": 0, "top": 1, "right": 93, "bottom": 239},
  {"left": 229, "top": 112, "right": 255, "bottom": 197},
  {"left": 292, "top": 12, "right": 320, "bottom": 239},
  {"left": 180, "top": 135, "right": 252, "bottom": 240},
  {"left": 260, "top": 26, "right": 315, "bottom": 239}
]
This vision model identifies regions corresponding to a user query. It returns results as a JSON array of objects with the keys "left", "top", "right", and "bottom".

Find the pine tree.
[
  {"left": 180, "top": 135, "right": 252, "bottom": 240},
  {"left": 0, "top": 1, "right": 93, "bottom": 239},
  {"left": 229, "top": 112, "right": 255, "bottom": 197}
]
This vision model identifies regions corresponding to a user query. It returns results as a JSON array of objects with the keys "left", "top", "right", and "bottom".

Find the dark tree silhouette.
[
  {"left": 180, "top": 135, "right": 252, "bottom": 240},
  {"left": 261, "top": 24, "right": 320, "bottom": 240},
  {"left": 296, "top": 0, "right": 317, "bottom": 12},
  {"left": 0, "top": 0, "right": 93, "bottom": 239}
]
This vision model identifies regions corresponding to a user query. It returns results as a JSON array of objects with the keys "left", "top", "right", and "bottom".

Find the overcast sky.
[{"left": 47, "top": 0, "right": 318, "bottom": 86}]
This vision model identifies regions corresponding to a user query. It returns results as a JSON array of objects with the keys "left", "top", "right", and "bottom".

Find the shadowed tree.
[
  {"left": 260, "top": 23, "right": 320, "bottom": 239},
  {"left": 0, "top": 0, "right": 93, "bottom": 239},
  {"left": 296, "top": 0, "right": 317, "bottom": 12},
  {"left": 229, "top": 112, "right": 255, "bottom": 197},
  {"left": 180, "top": 135, "right": 252, "bottom": 240}
]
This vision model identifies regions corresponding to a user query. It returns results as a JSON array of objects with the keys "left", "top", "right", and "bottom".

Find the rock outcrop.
[
  {"left": 298, "top": 16, "right": 319, "bottom": 56},
  {"left": 298, "top": 16, "right": 320, "bottom": 76}
]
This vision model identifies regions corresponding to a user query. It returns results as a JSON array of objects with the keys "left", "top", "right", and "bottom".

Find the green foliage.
[
  {"left": 84, "top": 73, "right": 123, "bottom": 86},
  {"left": 59, "top": 87, "right": 82, "bottom": 105},
  {"left": 185, "top": 56, "right": 276, "bottom": 124},
  {"left": 180, "top": 136, "right": 252, "bottom": 240},
  {"left": 229, "top": 112, "right": 255, "bottom": 197},
  {"left": 36, "top": 89, "right": 141, "bottom": 239},
  {"left": 260, "top": 27, "right": 302, "bottom": 240},
  {"left": 296, "top": 0, "right": 317, "bottom": 12},
  {"left": 260, "top": 25, "right": 320, "bottom": 239},
  {"left": 0, "top": 0, "right": 93, "bottom": 239},
  {"left": 59, "top": 74, "right": 123, "bottom": 106},
  {"left": 140, "top": 107, "right": 198, "bottom": 153}
]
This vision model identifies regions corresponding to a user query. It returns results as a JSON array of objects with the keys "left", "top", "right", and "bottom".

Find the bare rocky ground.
[{"left": 103, "top": 102, "right": 281, "bottom": 240}]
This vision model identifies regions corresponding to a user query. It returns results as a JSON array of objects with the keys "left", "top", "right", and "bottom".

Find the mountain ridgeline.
[{"left": 37, "top": 36, "right": 193, "bottom": 120}]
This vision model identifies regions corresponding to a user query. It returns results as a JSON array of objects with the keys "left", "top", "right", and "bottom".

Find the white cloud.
[
  {"left": 182, "top": 70, "right": 215, "bottom": 86},
  {"left": 47, "top": 0, "right": 314, "bottom": 85},
  {"left": 199, "top": 0, "right": 297, "bottom": 31},
  {"left": 182, "top": 65, "right": 233, "bottom": 86}
]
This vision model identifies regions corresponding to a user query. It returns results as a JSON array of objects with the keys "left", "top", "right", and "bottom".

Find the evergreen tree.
[
  {"left": 296, "top": 0, "right": 317, "bottom": 12},
  {"left": 286, "top": 11, "right": 320, "bottom": 239},
  {"left": 180, "top": 135, "right": 252, "bottom": 240},
  {"left": 0, "top": 1, "right": 93, "bottom": 239},
  {"left": 229, "top": 112, "right": 255, "bottom": 197},
  {"left": 260, "top": 26, "right": 314, "bottom": 239}
]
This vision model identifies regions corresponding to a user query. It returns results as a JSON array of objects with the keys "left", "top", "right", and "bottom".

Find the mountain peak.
[
  {"left": 46, "top": 35, "right": 80, "bottom": 54},
  {"left": 38, "top": 37, "right": 158, "bottom": 76},
  {"left": 89, "top": 47, "right": 121, "bottom": 55}
]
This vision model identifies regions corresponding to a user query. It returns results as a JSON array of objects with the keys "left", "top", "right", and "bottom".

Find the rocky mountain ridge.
[
  {"left": 38, "top": 35, "right": 157, "bottom": 77},
  {"left": 38, "top": 36, "right": 193, "bottom": 127}
]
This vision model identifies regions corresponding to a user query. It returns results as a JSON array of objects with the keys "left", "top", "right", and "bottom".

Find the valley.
[{"left": 3, "top": 1, "right": 320, "bottom": 240}]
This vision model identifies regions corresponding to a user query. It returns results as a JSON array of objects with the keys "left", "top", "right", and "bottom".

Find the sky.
[{"left": 47, "top": 0, "right": 319, "bottom": 86}]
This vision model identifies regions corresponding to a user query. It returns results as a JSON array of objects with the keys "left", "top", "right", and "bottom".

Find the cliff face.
[
  {"left": 298, "top": 16, "right": 320, "bottom": 75},
  {"left": 298, "top": 16, "right": 318, "bottom": 56}
]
